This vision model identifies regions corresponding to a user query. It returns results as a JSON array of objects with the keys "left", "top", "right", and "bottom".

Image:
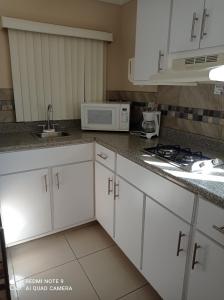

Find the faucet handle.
[{"left": 38, "top": 124, "right": 46, "bottom": 132}]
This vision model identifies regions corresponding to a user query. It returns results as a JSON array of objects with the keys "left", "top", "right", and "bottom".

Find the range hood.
[{"left": 151, "top": 53, "right": 224, "bottom": 84}]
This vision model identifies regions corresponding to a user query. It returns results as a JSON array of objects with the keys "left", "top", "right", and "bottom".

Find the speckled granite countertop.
[{"left": 0, "top": 128, "right": 223, "bottom": 209}]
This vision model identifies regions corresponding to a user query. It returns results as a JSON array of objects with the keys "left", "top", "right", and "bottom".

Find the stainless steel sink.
[{"left": 34, "top": 131, "right": 70, "bottom": 138}]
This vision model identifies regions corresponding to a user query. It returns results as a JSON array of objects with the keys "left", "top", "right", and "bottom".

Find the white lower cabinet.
[
  {"left": 53, "top": 161, "right": 94, "bottom": 230},
  {"left": 187, "top": 231, "right": 224, "bottom": 300},
  {"left": 115, "top": 177, "right": 144, "bottom": 268},
  {"left": 142, "top": 197, "right": 190, "bottom": 300},
  {"left": 0, "top": 169, "right": 52, "bottom": 245},
  {"left": 95, "top": 162, "right": 114, "bottom": 237}
]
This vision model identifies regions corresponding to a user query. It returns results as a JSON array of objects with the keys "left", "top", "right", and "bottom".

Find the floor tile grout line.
[
  {"left": 14, "top": 259, "right": 76, "bottom": 284},
  {"left": 77, "top": 244, "right": 115, "bottom": 260},
  {"left": 64, "top": 234, "right": 101, "bottom": 300},
  {"left": 115, "top": 283, "right": 148, "bottom": 300}
]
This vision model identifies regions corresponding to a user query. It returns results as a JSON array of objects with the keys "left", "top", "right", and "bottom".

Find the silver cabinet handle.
[
  {"left": 176, "top": 231, "right": 186, "bottom": 256},
  {"left": 56, "top": 173, "right": 60, "bottom": 190},
  {"left": 200, "top": 8, "right": 209, "bottom": 40},
  {"left": 190, "top": 12, "right": 199, "bottom": 41},
  {"left": 213, "top": 225, "right": 224, "bottom": 235},
  {"left": 192, "top": 243, "right": 201, "bottom": 270},
  {"left": 97, "top": 153, "right": 108, "bottom": 160},
  {"left": 107, "top": 178, "right": 113, "bottom": 195},
  {"left": 44, "top": 175, "right": 48, "bottom": 193},
  {"left": 158, "top": 50, "right": 164, "bottom": 72},
  {"left": 114, "top": 182, "right": 119, "bottom": 199}
]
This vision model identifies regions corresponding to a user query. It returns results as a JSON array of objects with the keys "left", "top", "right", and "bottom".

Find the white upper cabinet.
[
  {"left": 170, "top": 0, "right": 204, "bottom": 52},
  {"left": 200, "top": 0, "right": 224, "bottom": 49},
  {"left": 133, "top": 0, "right": 172, "bottom": 82},
  {"left": 170, "top": 0, "right": 224, "bottom": 53}
]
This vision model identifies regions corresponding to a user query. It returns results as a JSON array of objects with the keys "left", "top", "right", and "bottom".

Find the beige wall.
[
  {"left": 0, "top": 0, "right": 123, "bottom": 89},
  {"left": 0, "top": 0, "right": 156, "bottom": 92}
]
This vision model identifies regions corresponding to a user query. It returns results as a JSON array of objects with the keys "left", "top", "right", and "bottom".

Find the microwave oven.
[{"left": 81, "top": 103, "right": 130, "bottom": 131}]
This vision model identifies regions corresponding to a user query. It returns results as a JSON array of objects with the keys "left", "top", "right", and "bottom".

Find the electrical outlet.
[{"left": 214, "top": 83, "right": 224, "bottom": 95}]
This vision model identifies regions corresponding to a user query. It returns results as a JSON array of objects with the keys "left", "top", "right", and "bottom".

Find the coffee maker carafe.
[{"left": 142, "top": 111, "right": 161, "bottom": 139}]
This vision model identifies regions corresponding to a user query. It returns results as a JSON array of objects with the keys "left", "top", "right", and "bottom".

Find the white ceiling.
[{"left": 98, "top": 0, "right": 130, "bottom": 5}]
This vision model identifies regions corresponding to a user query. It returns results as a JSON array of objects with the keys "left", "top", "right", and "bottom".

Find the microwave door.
[{"left": 84, "top": 106, "right": 119, "bottom": 131}]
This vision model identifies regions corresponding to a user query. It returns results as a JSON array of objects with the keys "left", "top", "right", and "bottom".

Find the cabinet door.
[
  {"left": 142, "top": 197, "right": 190, "bottom": 300},
  {"left": 188, "top": 231, "right": 224, "bottom": 300},
  {"left": 170, "top": 0, "right": 204, "bottom": 52},
  {"left": 95, "top": 162, "right": 114, "bottom": 237},
  {"left": 134, "top": 0, "right": 172, "bottom": 81},
  {"left": 115, "top": 177, "right": 143, "bottom": 268},
  {"left": 53, "top": 162, "right": 94, "bottom": 230},
  {"left": 200, "top": 0, "right": 224, "bottom": 48},
  {"left": 0, "top": 169, "right": 51, "bottom": 245}
]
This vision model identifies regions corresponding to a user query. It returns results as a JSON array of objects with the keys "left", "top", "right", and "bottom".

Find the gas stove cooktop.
[{"left": 144, "top": 144, "right": 223, "bottom": 172}]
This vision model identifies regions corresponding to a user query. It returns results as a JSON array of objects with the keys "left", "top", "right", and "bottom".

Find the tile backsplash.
[
  {"left": 0, "top": 88, "right": 15, "bottom": 122},
  {"left": 107, "top": 85, "right": 224, "bottom": 140},
  {"left": 2, "top": 86, "right": 224, "bottom": 141}
]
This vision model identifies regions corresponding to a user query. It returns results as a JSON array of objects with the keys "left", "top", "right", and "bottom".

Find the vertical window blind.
[{"left": 8, "top": 29, "right": 105, "bottom": 122}]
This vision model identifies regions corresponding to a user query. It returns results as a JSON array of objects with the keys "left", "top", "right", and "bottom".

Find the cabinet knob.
[
  {"left": 107, "top": 178, "right": 113, "bottom": 195},
  {"left": 44, "top": 175, "right": 48, "bottom": 193},
  {"left": 192, "top": 243, "right": 201, "bottom": 270},
  {"left": 190, "top": 12, "right": 199, "bottom": 41},
  {"left": 157, "top": 50, "right": 164, "bottom": 72},
  {"left": 213, "top": 225, "right": 224, "bottom": 235},
  {"left": 114, "top": 182, "right": 119, "bottom": 199},
  {"left": 200, "top": 8, "right": 210, "bottom": 40},
  {"left": 56, "top": 173, "right": 60, "bottom": 190},
  {"left": 97, "top": 153, "right": 108, "bottom": 160},
  {"left": 176, "top": 231, "right": 186, "bottom": 256}
]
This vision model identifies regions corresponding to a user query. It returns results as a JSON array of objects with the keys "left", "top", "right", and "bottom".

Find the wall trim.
[{"left": 1, "top": 16, "right": 113, "bottom": 42}]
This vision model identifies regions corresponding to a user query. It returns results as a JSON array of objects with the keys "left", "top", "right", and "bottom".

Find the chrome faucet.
[{"left": 47, "top": 104, "right": 53, "bottom": 130}]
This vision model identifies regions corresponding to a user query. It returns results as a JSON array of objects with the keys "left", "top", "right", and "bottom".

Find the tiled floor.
[{"left": 7, "top": 222, "right": 161, "bottom": 300}]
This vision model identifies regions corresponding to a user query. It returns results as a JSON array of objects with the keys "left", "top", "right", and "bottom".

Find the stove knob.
[{"left": 212, "top": 158, "right": 220, "bottom": 166}]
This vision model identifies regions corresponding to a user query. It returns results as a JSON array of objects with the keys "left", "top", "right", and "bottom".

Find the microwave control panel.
[{"left": 119, "top": 104, "right": 130, "bottom": 130}]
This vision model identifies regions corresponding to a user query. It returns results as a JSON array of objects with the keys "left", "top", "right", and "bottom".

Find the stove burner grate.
[{"left": 144, "top": 144, "right": 210, "bottom": 167}]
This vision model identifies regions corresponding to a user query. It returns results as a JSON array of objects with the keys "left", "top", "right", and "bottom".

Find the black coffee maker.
[{"left": 130, "top": 101, "right": 148, "bottom": 131}]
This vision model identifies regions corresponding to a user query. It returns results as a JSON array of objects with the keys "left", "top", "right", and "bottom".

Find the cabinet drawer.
[
  {"left": 197, "top": 198, "right": 224, "bottom": 246},
  {"left": 95, "top": 143, "right": 115, "bottom": 171},
  {"left": 0, "top": 143, "right": 93, "bottom": 175},
  {"left": 117, "top": 154, "right": 194, "bottom": 223}
]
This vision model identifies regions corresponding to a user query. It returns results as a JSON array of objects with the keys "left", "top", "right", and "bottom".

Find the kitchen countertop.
[{"left": 0, "top": 128, "right": 223, "bottom": 209}]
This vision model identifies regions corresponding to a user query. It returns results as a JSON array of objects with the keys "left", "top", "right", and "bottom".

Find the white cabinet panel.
[
  {"left": 134, "top": 0, "right": 171, "bottom": 81},
  {"left": 95, "top": 143, "right": 115, "bottom": 171},
  {"left": 115, "top": 177, "right": 143, "bottom": 268},
  {"left": 143, "top": 197, "right": 190, "bottom": 300},
  {"left": 95, "top": 162, "right": 114, "bottom": 237},
  {"left": 53, "top": 162, "right": 94, "bottom": 230},
  {"left": 0, "top": 169, "right": 52, "bottom": 245},
  {"left": 197, "top": 198, "right": 224, "bottom": 247},
  {"left": 117, "top": 154, "right": 194, "bottom": 223},
  {"left": 188, "top": 231, "right": 224, "bottom": 300},
  {"left": 170, "top": 0, "right": 204, "bottom": 52},
  {"left": 200, "top": 0, "right": 224, "bottom": 49},
  {"left": 0, "top": 143, "right": 93, "bottom": 175}
]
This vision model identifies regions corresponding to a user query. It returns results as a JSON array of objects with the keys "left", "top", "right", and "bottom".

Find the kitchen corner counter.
[{"left": 0, "top": 129, "right": 223, "bottom": 209}]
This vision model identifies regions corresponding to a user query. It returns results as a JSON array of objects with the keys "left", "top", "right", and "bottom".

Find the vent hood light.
[
  {"left": 150, "top": 68, "right": 213, "bottom": 84},
  {"left": 209, "top": 65, "right": 224, "bottom": 82}
]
